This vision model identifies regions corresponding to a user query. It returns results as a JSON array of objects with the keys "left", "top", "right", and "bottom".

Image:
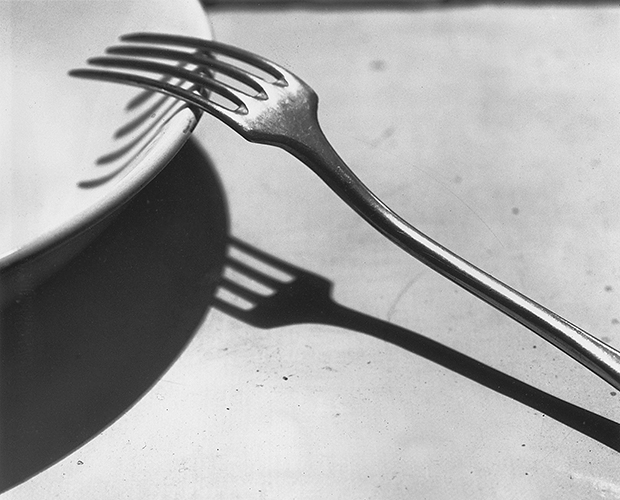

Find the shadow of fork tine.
[
  {"left": 219, "top": 276, "right": 266, "bottom": 304},
  {"left": 226, "top": 255, "right": 284, "bottom": 290},
  {"left": 229, "top": 236, "right": 303, "bottom": 277},
  {"left": 125, "top": 79, "right": 171, "bottom": 111},
  {"left": 211, "top": 296, "right": 253, "bottom": 318}
]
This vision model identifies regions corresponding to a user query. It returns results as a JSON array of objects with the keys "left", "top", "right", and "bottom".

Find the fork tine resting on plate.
[{"left": 70, "top": 32, "right": 620, "bottom": 391}]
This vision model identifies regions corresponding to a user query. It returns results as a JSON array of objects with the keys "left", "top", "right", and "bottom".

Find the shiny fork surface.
[{"left": 70, "top": 32, "right": 620, "bottom": 391}]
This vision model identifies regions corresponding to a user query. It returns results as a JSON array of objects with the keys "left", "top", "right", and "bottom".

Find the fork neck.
[{"left": 277, "top": 117, "right": 404, "bottom": 234}]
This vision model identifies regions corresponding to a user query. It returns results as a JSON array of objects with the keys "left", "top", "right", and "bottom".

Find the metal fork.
[{"left": 70, "top": 32, "right": 620, "bottom": 391}]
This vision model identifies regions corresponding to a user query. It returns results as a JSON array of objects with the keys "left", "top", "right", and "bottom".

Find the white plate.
[{"left": 0, "top": 0, "right": 211, "bottom": 306}]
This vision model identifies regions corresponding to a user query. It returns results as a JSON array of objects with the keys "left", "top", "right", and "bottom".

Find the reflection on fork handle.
[{"left": 284, "top": 118, "right": 620, "bottom": 392}]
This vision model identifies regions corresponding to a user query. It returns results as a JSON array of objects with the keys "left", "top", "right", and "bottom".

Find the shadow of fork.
[{"left": 214, "top": 236, "right": 620, "bottom": 452}]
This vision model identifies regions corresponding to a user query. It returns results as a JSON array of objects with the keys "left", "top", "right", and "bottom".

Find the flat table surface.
[{"left": 5, "top": 5, "right": 620, "bottom": 499}]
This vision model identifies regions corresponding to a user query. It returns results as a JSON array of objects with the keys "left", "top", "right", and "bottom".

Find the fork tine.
[
  {"left": 70, "top": 68, "right": 217, "bottom": 111},
  {"left": 106, "top": 45, "right": 267, "bottom": 96},
  {"left": 84, "top": 56, "right": 247, "bottom": 109},
  {"left": 120, "top": 32, "right": 287, "bottom": 84},
  {"left": 69, "top": 65, "right": 254, "bottom": 135}
]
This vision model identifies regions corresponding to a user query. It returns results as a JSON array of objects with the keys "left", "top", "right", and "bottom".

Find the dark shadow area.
[
  {"left": 202, "top": 0, "right": 620, "bottom": 11},
  {"left": 0, "top": 138, "right": 229, "bottom": 493},
  {"left": 216, "top": 237, "right": 620, "bottom": 453}
]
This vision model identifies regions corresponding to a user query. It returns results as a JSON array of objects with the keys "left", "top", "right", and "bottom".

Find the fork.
[{"left": 69, "top": 32, "right": 620, "bottom": 391}]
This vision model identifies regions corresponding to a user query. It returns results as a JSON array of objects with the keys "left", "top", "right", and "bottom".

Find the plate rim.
[{"left": 0, "top": 4, "right": 212, "bottom": 302}]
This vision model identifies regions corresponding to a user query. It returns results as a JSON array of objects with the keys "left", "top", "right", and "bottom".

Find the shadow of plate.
[{"left": 0, "top": 138, "right": 229, "bottom": 492}]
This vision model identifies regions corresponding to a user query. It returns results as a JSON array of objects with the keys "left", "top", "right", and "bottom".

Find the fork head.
[{"left": 69, "top": 33, "right": 320, "bottom": 147}]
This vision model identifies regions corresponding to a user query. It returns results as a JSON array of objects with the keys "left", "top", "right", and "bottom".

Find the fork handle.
[{"left": 279, "top": 119, "right": 620, "bottom": 391}]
